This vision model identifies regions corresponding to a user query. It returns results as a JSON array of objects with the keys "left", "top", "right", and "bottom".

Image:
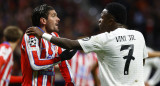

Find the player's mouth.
[{"left": 55, "top": 23, "right": 59, "bottom": 27}]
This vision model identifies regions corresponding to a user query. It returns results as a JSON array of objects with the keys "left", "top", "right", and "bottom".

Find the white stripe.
[
  {"left": 42, "top": 75, "right": 47, "bottom": 86},
  {"left": 32, "top": 71, "right": 38, "bottom": 86},
  {"left": 0, "top": 54, "right": 13, "bottom": 86},
  {"left": 71, "top": 53, "right": 77, "bottom": 78}
]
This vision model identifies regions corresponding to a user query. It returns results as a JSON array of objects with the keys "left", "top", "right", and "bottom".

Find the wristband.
[{"left": 42, "top": 33, "right": 52, "bottom": 41}]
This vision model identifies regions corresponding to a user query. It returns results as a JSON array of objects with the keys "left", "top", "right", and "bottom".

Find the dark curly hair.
[
  {"left": 32, "top": 4, "right": 54, "bottom": 26},
  {"left": 105, "top": 2, "right": 127, "bottom": 25}
]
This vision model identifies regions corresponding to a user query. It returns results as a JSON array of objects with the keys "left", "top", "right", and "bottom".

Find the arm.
[
  {"left": 58, "top": 47, "right": 74, "bottom": 86},
  {"left": 50, "top": 36, "right": 82, "bottom": 50},
  {"left": 26, "top": 27, "right": 82, "bottom": 50},
  {"left": 59, "top": 61, "right": 74, "bottom": 86},
  {"left": 148, "top": 52, "right": 160, "bottom": 58}
]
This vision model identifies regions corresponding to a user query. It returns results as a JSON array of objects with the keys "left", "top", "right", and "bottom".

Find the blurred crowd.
[{"left": 1, "top": 0, "right": 160, "bottom": 86}]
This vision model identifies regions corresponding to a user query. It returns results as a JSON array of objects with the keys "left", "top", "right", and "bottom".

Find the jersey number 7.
[{"left": 120, "top": 44, "right": 135, "bottom": 75}]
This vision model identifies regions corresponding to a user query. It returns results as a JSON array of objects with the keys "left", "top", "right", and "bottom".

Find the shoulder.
[
  {"left": 51, "top": 32, "right": 59, "bottom": 37},
  {"left": 22, "top": 33, "right": 39, "bottom": 45},
  {"left": 0, "top": 43, "right": 11, "bottom": 50}
]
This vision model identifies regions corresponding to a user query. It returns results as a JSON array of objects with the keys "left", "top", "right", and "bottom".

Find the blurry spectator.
[
  {"left": 0, "top": 26, "right": 23, "bottom": 86},
  {"left": 69, "top": 50, "right": 98, "bottom": 86}
]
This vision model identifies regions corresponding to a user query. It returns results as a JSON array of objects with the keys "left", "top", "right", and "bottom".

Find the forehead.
[{"left": 48, "top": 10, "right": 56, "bottom": 15}]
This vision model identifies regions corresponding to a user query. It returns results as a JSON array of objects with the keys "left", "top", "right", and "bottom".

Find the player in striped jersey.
[
  {"left": 0, "top": 26, "right": 23, "bottom": 86},
  {"left": 26, "top": 2, "right": 148, "bottom": 86},
  {"left": 69, "top": 50, "right": 98, "bottom": 86},
  {"left": 21, "top": 4, "right": 75, "bottom": 86}
]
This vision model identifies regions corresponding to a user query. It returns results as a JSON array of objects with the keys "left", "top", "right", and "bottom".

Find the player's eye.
[{"left": 52, "top": 13, "right": 57, "bottom": 17}]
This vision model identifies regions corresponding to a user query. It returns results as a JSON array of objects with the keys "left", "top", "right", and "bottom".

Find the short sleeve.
[{"left": 78, "top": 33, "right": 105, "bottom": 53}]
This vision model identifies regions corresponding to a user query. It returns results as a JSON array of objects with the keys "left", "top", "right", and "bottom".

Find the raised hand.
[{"left": 60, "top": 50, "right": 77, "bottom": 61}]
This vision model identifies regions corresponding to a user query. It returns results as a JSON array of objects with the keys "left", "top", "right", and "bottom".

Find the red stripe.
[
  {"left": 48, "top": 42, "right": 53, "bottom": 56},
  {"left": 37, "top": 74, "right": 43, "bottom": 86},
  {"left": 46, "top": 75, "right": 51, "bottom": 86},
  {"left": 40, "top": 39, "right": 46, "bottom": 59}
]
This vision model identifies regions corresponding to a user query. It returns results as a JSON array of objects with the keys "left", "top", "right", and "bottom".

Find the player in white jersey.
[
  {"left": 144, "top": 47, "right": 160, "bottom": 86},
  {"left": 26, "top": 2, "right": 148, "bottom": 86}
]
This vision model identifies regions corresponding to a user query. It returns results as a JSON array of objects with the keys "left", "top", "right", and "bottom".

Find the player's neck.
[
  {"left": 105, "top": 23, "right": 126, "bottom": 32},
  {"left": 40, "top": 26, "right": 47, "bottom": 33},
  {"left": 8, "top": 41, "right": 18, "bottom": 51}
]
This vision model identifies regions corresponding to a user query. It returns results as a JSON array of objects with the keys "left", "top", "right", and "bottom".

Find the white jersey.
[
  {"left": 144, "top": 47, "right": 160, "bottom": 86},
  {"left": 78, "top": 28, "right": 148, "bottom": 86}
]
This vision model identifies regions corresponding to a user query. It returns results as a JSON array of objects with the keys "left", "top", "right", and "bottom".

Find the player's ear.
[{"left": 40, "top": 17, "right": 47, "bottom": 25}]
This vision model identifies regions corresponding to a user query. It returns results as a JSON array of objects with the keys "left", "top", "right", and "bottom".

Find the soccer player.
[
  {"left": 26, "top": 2, "right": 148, "bottom": 86},
  {"left": 0, "top": 26, "right": 23, "bottom": 86},
  {"left": 69, "top": 50, "right": 98, "bottom": 86},
  {"left": 21, "top": 4, "right": 76, "bottom": 86}
]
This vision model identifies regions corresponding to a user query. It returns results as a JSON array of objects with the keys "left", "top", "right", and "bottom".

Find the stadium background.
[{"left": 0, "top": 0, "right": 160, "bottom": 86}]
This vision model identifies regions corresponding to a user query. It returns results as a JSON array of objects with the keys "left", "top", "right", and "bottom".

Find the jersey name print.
[{"left": 116, "top": 35, "right": 136, "bottom": 42}]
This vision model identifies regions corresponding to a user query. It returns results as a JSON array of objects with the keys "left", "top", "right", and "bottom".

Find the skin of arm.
[
  {"left": 148, "top": 52, "right": 160, "bottom": 58},
  {"left": 26, "top": 27, "right": 82, "bottom": 50}
]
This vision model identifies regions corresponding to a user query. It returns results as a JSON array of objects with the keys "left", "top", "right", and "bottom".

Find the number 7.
[{"left": 120, "top": 44, "right": 135, "bottom": 75}]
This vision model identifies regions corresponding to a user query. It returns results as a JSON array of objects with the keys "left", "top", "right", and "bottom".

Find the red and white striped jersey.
[
  {"left": 69, "top": 51, "right": 98, "bottom": 86},
  {"left": 0, "top": 42, "right": 13, "bottom": 86},
  {"left": 21, "top": 32, "right": 74, "bottom": 86}
]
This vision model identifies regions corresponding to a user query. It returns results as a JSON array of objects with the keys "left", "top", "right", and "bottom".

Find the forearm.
[
  {"left": 148, "top": 52, "right": 160, "bottom": 58},
  {"left": 43, "top": 33, "right": 82, "bottom": 50}
]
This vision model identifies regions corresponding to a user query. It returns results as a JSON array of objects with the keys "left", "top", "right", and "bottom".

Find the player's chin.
[{"left": 54, "top": 26, "right": 59, "bottom": 32}]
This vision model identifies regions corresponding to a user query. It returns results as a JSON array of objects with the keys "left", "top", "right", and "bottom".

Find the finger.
[
  {"left": 26, "top": 29, "right": 32, "bottom": 33},
  {"left": 26, "top": 32, "right": 36, "bottom": 36}
]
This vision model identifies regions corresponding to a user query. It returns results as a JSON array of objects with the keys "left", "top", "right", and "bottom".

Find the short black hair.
[
  {"left": 32, "top": 4, "right": 54, "bottom": 26},
  {"left": 105, "top": 2, "right": 127, "bottom": 24}
]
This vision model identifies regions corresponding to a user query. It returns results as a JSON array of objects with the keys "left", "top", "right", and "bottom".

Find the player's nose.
[{"left": 57, "top": 17, "right": 60, "bottom": 22}]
